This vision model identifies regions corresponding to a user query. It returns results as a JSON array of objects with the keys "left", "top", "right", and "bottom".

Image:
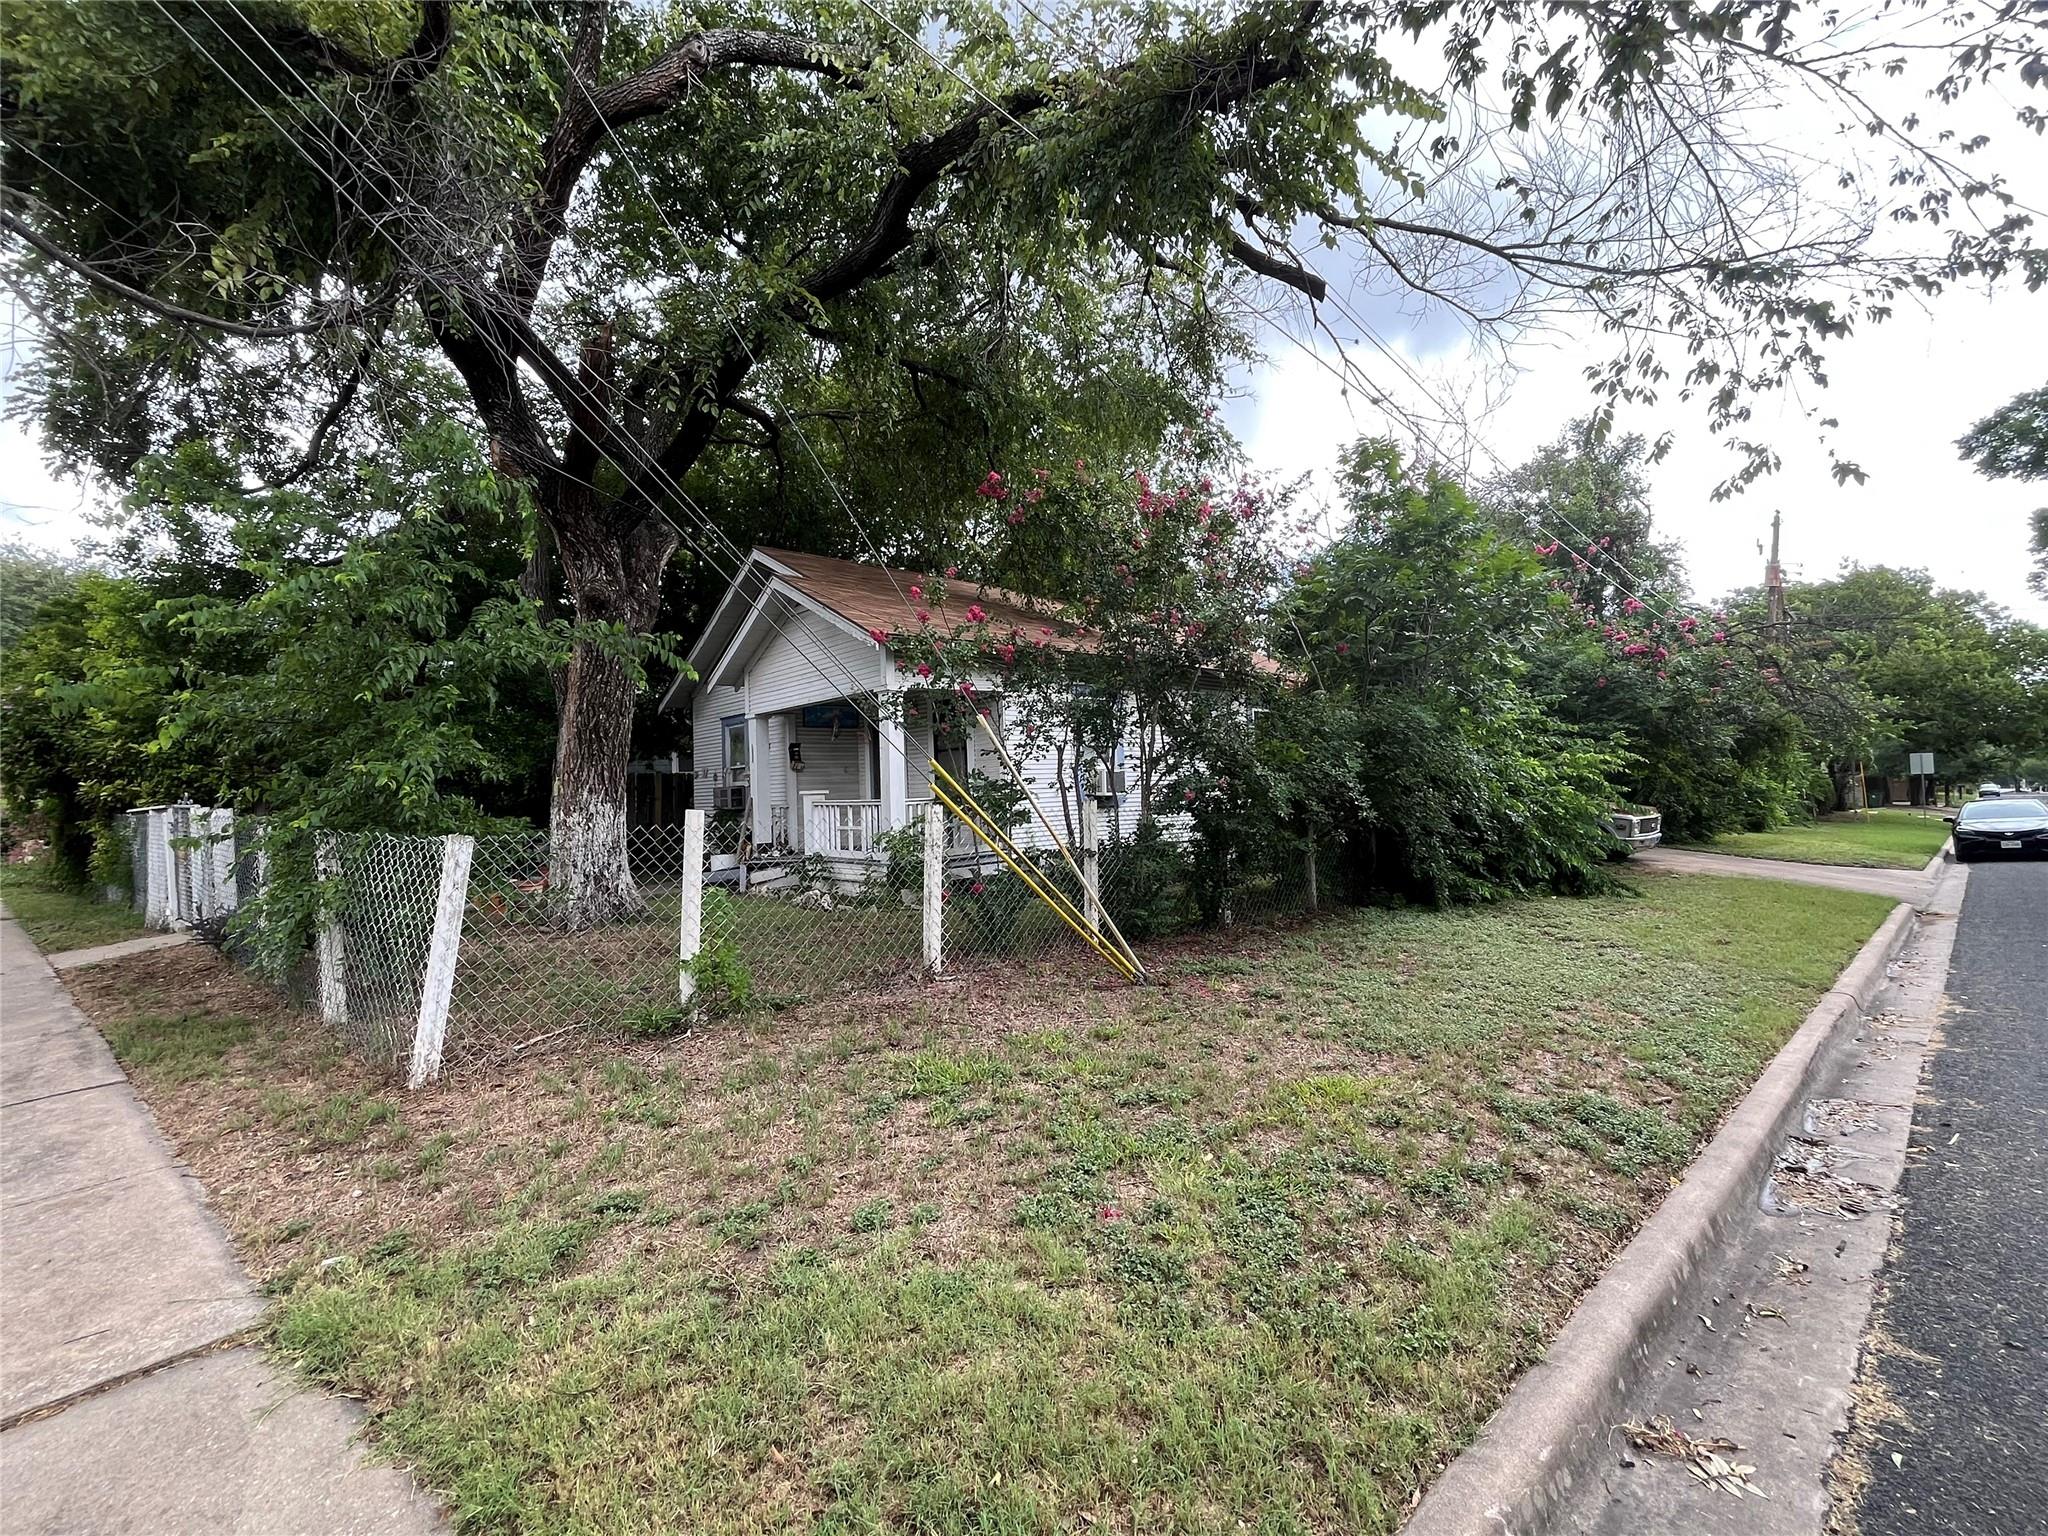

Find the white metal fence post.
[
  {"left": 408, "top": 833, "right": 474, "bottom": 1089},
  {"left": 1305, "top": 834, "right": 1319, "bottom": 913},
  {"left": 315, "top": 834, "right": 349, "bottom": 1028},
  {"left": 678, "top": 809, "right": 705, "bottom": 1011},
  {"left": 922, "top": 801, "right": 944, "bottom": 974},
  {"left": 1080, "top": 794, "right": 1102, "bottom": 938}
]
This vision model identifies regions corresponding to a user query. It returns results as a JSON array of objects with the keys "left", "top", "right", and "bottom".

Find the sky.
[
  {"left": 1228, "top": 283, "right": 2048, "bottom": 622},
  {"left": 4, "top": 4, "right": 2045, "bottom": 626}
]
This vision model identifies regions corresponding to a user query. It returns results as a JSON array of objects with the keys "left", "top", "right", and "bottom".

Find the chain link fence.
[{"left": 90, "top": 799, "right": 1325, "bottom": 1083}]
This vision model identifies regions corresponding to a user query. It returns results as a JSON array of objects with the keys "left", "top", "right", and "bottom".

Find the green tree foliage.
[
  {"left": 0, "top": 425, "right": 573, "bottom": 891},
  {"left": 1780, "top": 566, "right": 2048, "bottom": 789},
  {"left": 1489, "top": 428, "right": 1853, "bottom": 837},
  {"left": 1482, "top": 422, "right": 1683, "bottom": 619},
  {"left": 7, "top": 0, "right": 2041, "bottom": 912},
  {"left": 1956, "top": 382, "right": 2048, "bottom": 598},
  {"left": 1278, "top": 440, "right": 1626, "bottom": 903},
  {"left": 0, "top": 537, "right": 86, "bottom": 651},
  {"left": 0, "top": 571, "right": 174, "bottom": 870}
]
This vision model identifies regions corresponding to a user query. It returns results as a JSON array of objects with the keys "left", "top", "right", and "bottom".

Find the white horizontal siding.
[
  {"left": 692, "top": 684, "right": 746, "bottom": 783},
  {"left": 746, "top": 599, "right": 879, "bottom": 715}
]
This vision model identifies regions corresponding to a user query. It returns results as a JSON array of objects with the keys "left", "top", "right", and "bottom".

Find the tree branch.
[
  {"left": 1226, "top": 231, "right": 1326, "bottom": 300},
  {"left": 1, "top": 208, "right": 346, "bottom": 339},
  {"left": 500, "top": 24, "right": 851, "bottom": 319}
]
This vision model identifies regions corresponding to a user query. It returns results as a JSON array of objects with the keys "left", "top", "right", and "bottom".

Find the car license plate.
[{"left": 2001, "top": 839, "right": 2022, "bottom": 849}]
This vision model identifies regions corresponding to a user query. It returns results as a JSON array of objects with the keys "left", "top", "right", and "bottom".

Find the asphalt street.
[{"left": 1856, "top": 859, "right": 2048, "bottom": 1535}]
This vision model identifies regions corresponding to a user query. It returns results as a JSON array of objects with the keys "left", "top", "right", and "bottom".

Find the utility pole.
[{"left": 1765, "top": 510, "right": 1787, "bottom": 631}]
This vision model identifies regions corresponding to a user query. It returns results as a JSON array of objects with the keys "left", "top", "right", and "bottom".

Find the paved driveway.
[{"left": 1630, "top": 845, "right": 1940, "bottom": 905}]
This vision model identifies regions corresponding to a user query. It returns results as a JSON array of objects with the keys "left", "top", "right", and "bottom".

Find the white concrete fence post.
[
  {"left": 147, "top": 809, "right": 174, "bottom": 929},
  {"left": 678, "top": 809, "right": 705, "bottom": 1012},
  {"left": 1080, "top": 794, "right": 1103, "bottom": 939},
  {"left": 922, "top": 800, "right": 944, "bottom": 975},
  {"left": 408, "top": 833, "right": 474, "bottom": 1090},
  {"left": 314, "top": 833, "right": 349, "bottom": 1028}
]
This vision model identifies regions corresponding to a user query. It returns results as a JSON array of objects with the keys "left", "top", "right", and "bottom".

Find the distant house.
[{"left": 659, "top": 548, "right": 1159, "bottom": 866}]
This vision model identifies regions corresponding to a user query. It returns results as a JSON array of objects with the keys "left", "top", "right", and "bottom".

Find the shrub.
[{"left": 684, "top": 937, "right": 754, "bottom": 1017}]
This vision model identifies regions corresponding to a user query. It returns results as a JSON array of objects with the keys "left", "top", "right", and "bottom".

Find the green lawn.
[
  {"left": 76, "top": 871, "right": 1893, "bottom": 1535},
  {"left": 0, "top": 859, "right": 149, "bottom": 952},
  {"left": 1694, "top": 808, "right": 1952, "bottom": 869}
]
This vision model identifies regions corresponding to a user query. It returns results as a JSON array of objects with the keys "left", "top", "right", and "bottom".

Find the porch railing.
[
  {"left": 807, "top": 799, "right": 886, "bottom": 855},
  {"left": 802, "top": 798, "right": 983, "bottom": 856}
]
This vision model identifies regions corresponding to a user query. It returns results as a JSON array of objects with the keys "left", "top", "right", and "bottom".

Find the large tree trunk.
[{"left": 547, "top": 496, "right": 676, "bottom": 926}]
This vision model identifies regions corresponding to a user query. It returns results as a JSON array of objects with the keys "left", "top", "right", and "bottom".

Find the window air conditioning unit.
[{"left": 1087, "top": 760, "right": 1129, "bottom": 799}]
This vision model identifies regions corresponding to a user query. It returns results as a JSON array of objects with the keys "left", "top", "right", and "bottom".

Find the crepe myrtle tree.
[
  {"left": 5, "top": 1, "right": 2043, "bottom": 919},
  {"left": 876, "top": 448, "right": 1292, "bottom": 837}
]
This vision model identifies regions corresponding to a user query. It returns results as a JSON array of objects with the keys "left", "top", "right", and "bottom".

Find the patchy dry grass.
[
  {"left": 68, "top": 872, "right": 1892, "bottom": 1535},
  {"left": 1693, "top": 809, "right": 1951, "bottom": 870}
]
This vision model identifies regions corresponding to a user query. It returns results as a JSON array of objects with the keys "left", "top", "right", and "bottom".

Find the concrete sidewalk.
[
  {"left": 1631, "top": 845, "right": 1940, "bottom": 905},
  {"left": 0, "top": 911, "right": 441, "bottom": 1534}
]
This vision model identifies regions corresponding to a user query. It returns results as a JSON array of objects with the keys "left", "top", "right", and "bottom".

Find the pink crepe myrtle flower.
[
  {"left": 997, "top": 643, "right": 1016, "bottom": 665},
  {"left": 964, "top": 603, "right": 988, "bottom": 624},
  {"left": 1654, "top": 646, "right": 1669, "bottom": 661},
  {"left": 915, "top": 662, "right": 933, "bottom": 678},
  {"left": 1026, "top": 487, "right": 1044, "bottom": 504},
  {"left": 945, "top": 565, "right": 958, "bottom": 579},
  {"left": 867, "top": 627, "right": 889, "bottom": 645},
  {"left": 970, "top": 881, "right": 986, "bottom": 896},
  {"left": 1622, "top": 597, "right": 1645, "bottom": 615},
  {"left": 908, "top": 584, "right": 923, "bottom": 600},
  {"left": 1007, "top": 509, "right": 1025, "bottom": 525},
  {"left": 977, "top": 470, "right": 1007, "bottom": 500},
  {"left": 915, "top": 608, "right": 931, "bottom": 625},
  {"left": 1596, "top": 677, "right": 1608, "bottom": 688},
  {"left": 1183, "top": 789, "right": 1196, "bottom": 803},
  {"left": 1336, "top": 641, "right": 1351, "bottom": 655}
]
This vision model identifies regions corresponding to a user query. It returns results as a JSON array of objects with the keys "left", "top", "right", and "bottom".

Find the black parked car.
[{"left": 1952, "top": 797, "right": 2048, "bottom": 862}]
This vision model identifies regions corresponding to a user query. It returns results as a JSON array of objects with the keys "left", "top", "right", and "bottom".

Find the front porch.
[{"left": 721, "top": 690, "right": 1009, "bottom": 869}]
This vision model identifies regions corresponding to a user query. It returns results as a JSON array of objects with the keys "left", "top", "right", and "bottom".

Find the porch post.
[
  {"left": 879, "top": 714, "right": 909, "bottom": 831},
  {"left": 746, "top": 713, "right": 773, "bottom": 847}
]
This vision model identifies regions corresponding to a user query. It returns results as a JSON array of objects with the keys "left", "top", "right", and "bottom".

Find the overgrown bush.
[{"left": 1100, "top": 818, "right": 1194, "bottom": 939}]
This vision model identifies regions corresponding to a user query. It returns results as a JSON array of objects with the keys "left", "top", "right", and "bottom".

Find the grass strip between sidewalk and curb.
[
  {"left": 58, "top": 870, "right": 1893, "bottom": 1535},
  {"left": 1690, "top": 810, "right": 1953, "bottom": 870},
  {"left": 1405, "top": 898, "right": 1917, "bottom": 1536}
]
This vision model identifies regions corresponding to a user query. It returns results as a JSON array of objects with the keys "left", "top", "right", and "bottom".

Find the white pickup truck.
[{"left": 1607, "top": 807, "right": 1663, "bottom": 858}]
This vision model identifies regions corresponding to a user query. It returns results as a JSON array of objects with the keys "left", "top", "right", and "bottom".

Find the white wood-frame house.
[{"left": 659, "top": 548, "right": 1155, "bottom": 869}]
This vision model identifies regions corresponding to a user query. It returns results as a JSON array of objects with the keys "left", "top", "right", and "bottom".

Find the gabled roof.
[
  {"left": 660, "top": 546, "right": 1281, "bottom": 713},
  {"left": 758, "top": 547, "right": 1094, "bottom": 654}
]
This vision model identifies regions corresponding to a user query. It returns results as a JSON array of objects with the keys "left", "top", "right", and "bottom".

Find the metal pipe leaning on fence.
[
  {"left": 925, "top": 759, "right": 1144, "bottom": 983},
  {"left": 963, "top": 706, "right": 1149, "bottom": 977}
]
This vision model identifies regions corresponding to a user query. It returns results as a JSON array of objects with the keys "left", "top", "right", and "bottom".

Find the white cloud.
[{"left": 1238, "top": 286, "right": 2048, "bottom": 622}]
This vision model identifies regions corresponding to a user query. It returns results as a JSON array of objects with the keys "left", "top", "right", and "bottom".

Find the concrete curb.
[{"left": 1403, "top": 900, "right": 1920, "bottom": 1536}]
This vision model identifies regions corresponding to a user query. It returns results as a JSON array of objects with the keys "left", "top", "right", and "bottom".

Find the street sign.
[{"left": 1908, "top": 751, "right": 1935, "bottom": 776}]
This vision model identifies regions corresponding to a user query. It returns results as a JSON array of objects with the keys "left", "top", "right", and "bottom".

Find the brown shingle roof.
[
  {"left": 757, "top": 546, "right": 1287, "bottom": 678},
  {"left": 759, "top": 547, "right": 1099, "bottom": 654}
]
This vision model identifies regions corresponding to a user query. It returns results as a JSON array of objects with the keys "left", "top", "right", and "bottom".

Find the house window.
[{"left": 723, "top": 716, "right": 749, "bottom": 775}]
